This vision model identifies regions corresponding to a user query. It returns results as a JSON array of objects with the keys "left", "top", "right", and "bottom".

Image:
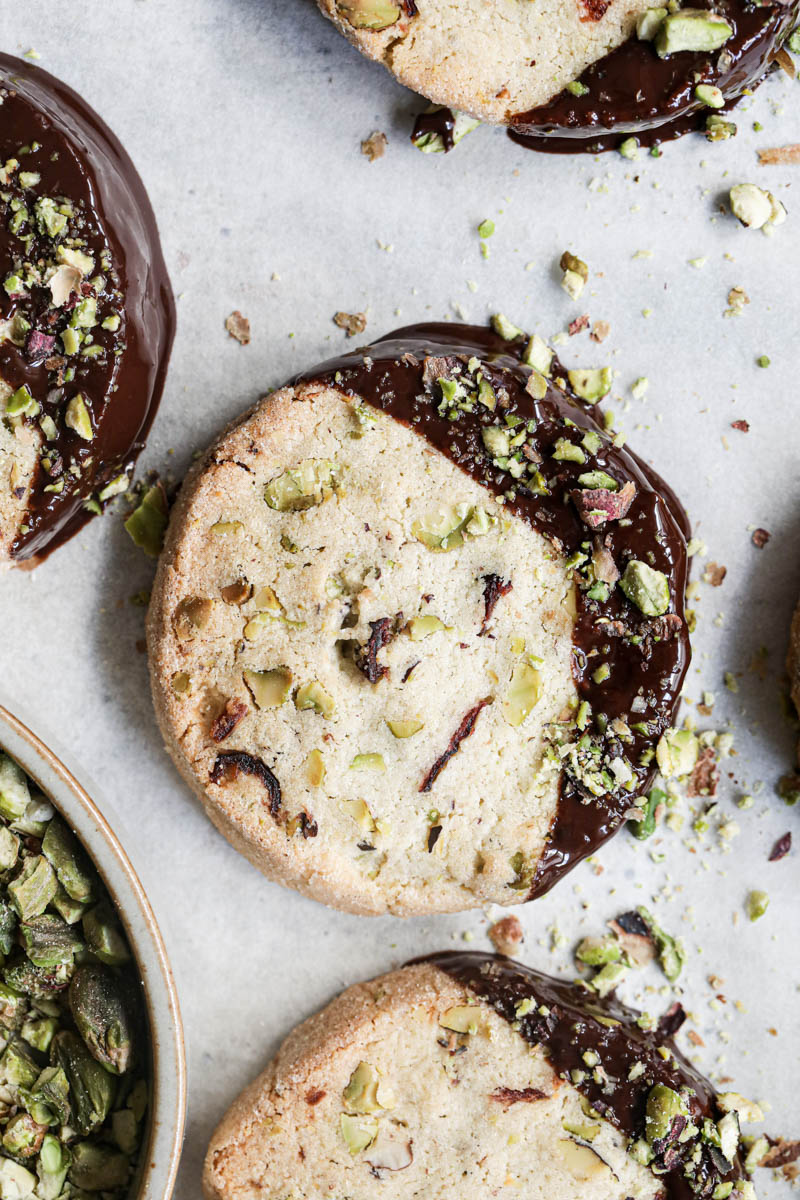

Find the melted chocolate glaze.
[
  {"left": 0, "top": 54, "right": 175, "bottom": 563},
  {"left": 417, "top": 952, "right": 741, "bottom": 1200},
  {"left": 299, "top": 323, "right": 691, "bottom": 897},
  {"left": 411, "top": 0, "right": 795, "bottom": 154}
]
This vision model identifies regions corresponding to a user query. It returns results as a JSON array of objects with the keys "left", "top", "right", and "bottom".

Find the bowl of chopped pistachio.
[{"left": 0, "top": 704, "right": 186, "bottom": 1199}]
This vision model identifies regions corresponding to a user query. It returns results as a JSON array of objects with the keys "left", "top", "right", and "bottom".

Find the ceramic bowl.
[{"left": 0, "top": 703, "right": 186, "bottom": 1198}]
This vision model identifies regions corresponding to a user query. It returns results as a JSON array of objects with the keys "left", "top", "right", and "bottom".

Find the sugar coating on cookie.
[
  {"left": 203, "top": 953, "right": 751, "bottom": 1200},
  {"left": 0, "top": 54, "right": 174, "bottom": 564},
  {"left": 148, "top": 324, "right": 689, "bottom": 916}
]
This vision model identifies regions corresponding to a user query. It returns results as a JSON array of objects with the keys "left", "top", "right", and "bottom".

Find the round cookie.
[
  {"left": 0, "top": 54, "right": 174, "bottom": 565},
  {"left": 148, "top": 323, "right": 690, "bottom": 916},
  {"left": 204, "top": 951, "right": 755, "bottom": 1200},
  {"left": 317, "top": 0, "right": 797, "bottom": 152}
]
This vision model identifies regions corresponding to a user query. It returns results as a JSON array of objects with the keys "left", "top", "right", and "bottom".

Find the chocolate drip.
[
  {"left": 511, "top": 0, "right": 795, "bottom": 152},
  {"left": 417, "top": 951, "right": 740, "bottom": 1200},
  {"left": 0, "top": 54, "right": 174, "bottom": 562},
  {"left": 299, "top": 323, "right": 690, "bottom": 897}
]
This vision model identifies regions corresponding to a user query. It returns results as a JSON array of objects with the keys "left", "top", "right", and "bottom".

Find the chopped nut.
[
  {"left": 488, "top": 915, "right": 523, "bottom": 956},
  {"left": 751, "top": 527, "right": 770, "bottom": 548},
  {"left": 655, "top": 10, "right": 732, "bottom": 56},
  {"left": 559, "top": 251, "right": 589, "bottom": 301},
  {"left": 336, "top": 0, "right": 400, "bottom": 29},
  {"left": 360, "top": 131, "right": 388, "bottom": 161},
  {"left": 225, "top": 310, "right": 251, "bottom": 345},
  {"left": 757, "top": 143, "right": 800, "bottom": 165},
  {"left": 729, "top": 183, "right": 786, "bottom": 231},
  {"left": 687, "top": 746, "right": 719, "bottom": 798},
  {"left": 590, "top": 320, "right": 610, "bottom": 343},
  {"left": 702, "top": 562, "right": 726, "bottom": 587},
  {"left": 619, "top": 560, "right": 671, "bottom": 617},
  {"left": 745, "top": 890, "right": 769, "bottom": 921},
  {"left": 334, "top": 311, "right": 367, "bottom": 337}
]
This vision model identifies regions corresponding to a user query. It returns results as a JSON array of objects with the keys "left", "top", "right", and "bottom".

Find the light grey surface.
[{"left": 1, "top": 0, "right": 799, "bottom": 1194}]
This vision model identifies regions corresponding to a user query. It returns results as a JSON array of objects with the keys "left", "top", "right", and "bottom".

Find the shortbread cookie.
[
  {"left": 318, "top": 0, "right": 797, "bottom": 152},
  {"left": 0, "top": 54, "right": 174, "bottom": 564},
  {"left": 148, "top": 323, "right": 690, "bottom": 916},
  {"left": 204, "top": 952, "right": 756, "bottom": 1200},
  {"left": 788, "top": 598, "right": 800, "bottom": 762}
]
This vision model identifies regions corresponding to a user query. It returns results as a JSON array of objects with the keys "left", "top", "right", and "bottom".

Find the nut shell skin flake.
[
  {"left": 0, "top": 54, "right": 174, "bottom": 564},
  {"left": 148, "top": 323, "right": 690, "bottom": 916}
]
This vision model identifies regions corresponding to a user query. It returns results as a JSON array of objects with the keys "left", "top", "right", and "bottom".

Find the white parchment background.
[{"left": 0, "top": 0, "right": 798, "bottom": 1194}]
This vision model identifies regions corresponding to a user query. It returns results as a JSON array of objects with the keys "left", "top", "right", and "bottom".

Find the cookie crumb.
[
  {"left": 590, "top": 320, "right": 610, "bottom": 343},
  {"left": 488, "top": 915, "right": 524, "bottom": 956},
  {"left": 758, "top": 143, "right": 800, "bottom": 165},
  {"left": 225, "top": 310, "right": 251, "bottom": 345},
  {"left": 361, "top": 131, "right": 388, "bottom": 161},
  {"left": 334, "top": 311, "right": 367, "bottom": 337}
]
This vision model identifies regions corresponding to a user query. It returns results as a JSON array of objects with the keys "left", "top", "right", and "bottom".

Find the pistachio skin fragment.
[
  {"left": 70, "top": 965, "right": 134, "bottom": 1075},
  {"left": 619, "top": 560, "right": 671, "bottom": 617},
  {"left": 336, "top": 0, "right": 401, "bottom": 30}
]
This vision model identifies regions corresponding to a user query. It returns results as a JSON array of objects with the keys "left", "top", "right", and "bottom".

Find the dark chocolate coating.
[
  {"left": 411, "top": 0, "right": 796, "bottom": 154},
  {"left": 417, "top": 951, "right": 742, "bottom": 1200},
  {"left": 299, "top": 323, "right": 690, "bottom": 897},
  {"left": 0, "top": 54, "right": 175, "bottom": 562}
]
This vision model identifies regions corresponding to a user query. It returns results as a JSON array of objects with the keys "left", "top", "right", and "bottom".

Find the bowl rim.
[{"left": 0, "top": 703, "right": 187, "bottom": 1199}]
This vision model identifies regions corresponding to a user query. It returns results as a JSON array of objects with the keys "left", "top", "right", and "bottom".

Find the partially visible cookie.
[
  {"left": 788, "top": 597, "right": 800, "bottom": 762},
  {"left": 204, "top": 952, "right": 756, "bottom": 1200},
  {"left": 0, "top": 54, "right": 174, "bottom": 564},
  {"left": 148, "top": 323, "right": 690, "bottom": 916},
  {"left": 317, "top": 0, "right": 797, "bottom": 152}
]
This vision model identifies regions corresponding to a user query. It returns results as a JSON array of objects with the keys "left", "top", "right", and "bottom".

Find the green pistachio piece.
[
  {"left": 501, "top": 662, "right": 542, "bottom": 728},
  {"left": 629, "top": 786, "right": 666, "bottom": 839},
  {"left": 0, "top": 754, "right": 31, "bottom": 822},
  {"left": 636, "top": 7, "right": 667, "bottom": 37},
  {"left": 568, "top": 367, "right": 612, "bottom": 403},
  {"left": 0, "top": 827, "right": 19, "bottom": 876},
  {"left": 20, "top": 1016, "right": 58, "bottom": 1053},
  {"left": 305, "top": 750, "right": 326, "bottom": 787},
  {"left": 70, "top": 964, "right": 133, "bottom": 1075},
  {"left": 51, "top": 1031, "right": 116, "bottom": 1135},
  {"left": 8, "top": 857, "right": 58, "bottom": 921},
  {"left": 655, "top": 10, "right": 733, "bottom": 56},
  {"left": 42, "top": 816, "right": 95, "bottom": 905},
  {"left": 745, "top": 889, "right": 769, "bottom": 921},
  {"left": 2, "top": 1112, "right": 45, "bottom": 1160},
  {"left": 386, "top": 719, "right": 424, "bottom": 738},
  {"left": 522, "top": 333, "right": 553, "bottom": 376},
  {"left": 339, "top": 798, "right": 376, "bottom": 834},
  {"left": 412, "top": 503, "right": 493, "bottom": 551},
  {"left": 350, "top": 753, "right": 386, "bottom": 772},
  {"left": 408, "top": 615, "right": 446, "bottom": 641},
  {"left": 439, "top": 1005, "right": 482, "bottom": 1034},
  {"left": 552, "top": 437, "right": 586, "bottom": 464},
  {"left": 36, "top": 1133, "right": 71, "bottom": 1200},
  {"left": 576, "top": 935, "right": 622, "bottom": 966},
  {"left": 295, "top": 681, "right": 336, "bottom": 719},
  {"left": 60, "top": 326, "right": 81, "bottom": 355},
  {"left": 566, "top": 80, "right": 590, "bottom": 96},
  {"left": 336, "top": 0, "right": 400, "bottom": 29},
  {"left": 63, "top": 393, "right": 93, "bottom": 441},
  {"left": 413, "top": 108, "right": 481, "bottom": 154},
  {"left": 591, "top": 961, "right": 629, "bottom": 997},
  {"left": 560, "top": 252, "right": 588, "bottom": 300},
  {"left": 124, "top": 485, "right": 168, "bottom": 557},
  {"left": 343, "top": 1062, "right": 392, "bottom": 1114},
  {"left": 717, "top": 1092, "right": 764, "bottom": 1123},
  {"left": 482, "top": 426, "right": 511, "bottom": 458},
  {"left": 82, "top": 902, "right": 131, "bottom": 966},
  {"left": 695, "top": 83, "right": 725, "bottom": 108},
  {"left": 20, "top": 915, "right": 83, "bottom": 968},
  {"left": 68, "top": 1141, "right": 129, "bottom": 1191},
  {"left": 705, "top": 114, "right": 737, "bottom": 141},
  {"left": 29, "top": 1065, "right": 71, "bottom": 1124},
  {"left": 340, "top": 1113, "right": 378, "bottom": 1155},
  {"left": 619, "top": 560, "right": 670, "bottom": 616},
  {"left": 491, "top": 313, "right": 525, "bottom": 342},
  {"left": 645, "top": 1084, "right": 686, "bottom": 1144},
  {"left": 243, "top": 667, "right": 293, "bottom": 709},
  {"left": 34, "top": 197, "right": 67, "bottom": 239},
  {"left": 265, "top": 459, "right": 340, "bottom": 511},
  {"left": 112, "top": 1108, "right": 139, "bottom": 1155},
  {"left": 562, "top": 1117, "right": 601, "bottom": 1141},
  {"left": 3, "top": 954, "right": 72, "bottom": 1001},
  {"left": 656, "top": 728, "right": 698, "bottom": 778},
  {"left": 578, "top": 470, "right": 617, "bottom": 490},
  {"left": 637, "top": 906, "right": 685, "bottom": 981},
  {"left": 6, "top": 385, "right": 39, "bottom": 418}
]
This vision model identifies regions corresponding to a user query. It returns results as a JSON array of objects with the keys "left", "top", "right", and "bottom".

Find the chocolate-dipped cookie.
[
  {"left": 204, "top": 952, "right": 760, "bottom": 1200},
  {"left": 147, "top": 323, "right": 689, "bottom": 916},
  {"left": 0, "top": 54, "right": 174, "bottom": 564},
  {"left": 317, "top": 0, "right": 797, "bottom": 153}
]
